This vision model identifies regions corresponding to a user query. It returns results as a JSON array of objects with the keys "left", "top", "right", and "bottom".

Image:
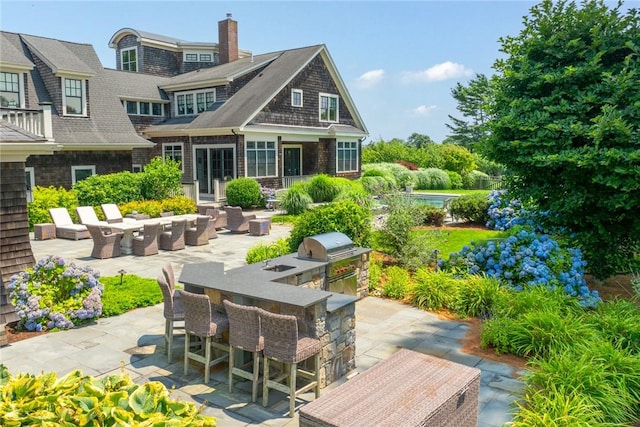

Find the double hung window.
[
  {"left": 319, "top": 93, "right": 339, "bottom": 122},
  {"left": 337, "top": 141, "right": 358, "bottom": 172},
  {"left": 0, "top": 72, "right": 20, "bottom": 108}
]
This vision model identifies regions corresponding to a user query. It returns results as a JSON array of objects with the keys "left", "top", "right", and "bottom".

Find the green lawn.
[
  {"left": 413, "top": 189, "right": 491, "bottom": 196},
  {"left": 419, "top": 227, "right": 504, "bottom": 258}
]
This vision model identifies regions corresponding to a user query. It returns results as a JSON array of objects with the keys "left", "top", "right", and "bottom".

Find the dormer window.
[
  {"left": 176, "top": 89, "right": 215, "bottom": 116},
  {"left": 63, "top": 77, "right": 86, "bottom": 116},
  {"left": 0, "top": 72, "right": 21, "bottom": 108},
  {"left": 121, "top": 47, "right": 137, "bottom": 72},
  {"left": 183, "top": 51, "right": 217, "bottom": 63},
  {"left": 319, "top": 93, "right": 339, "bottom": 122}
]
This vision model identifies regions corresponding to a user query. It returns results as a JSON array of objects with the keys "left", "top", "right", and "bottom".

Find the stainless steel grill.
[{"left": 298, "top": 232, "right": 358, "bottom": 296}]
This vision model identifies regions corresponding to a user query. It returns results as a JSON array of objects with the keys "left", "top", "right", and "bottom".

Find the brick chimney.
[{"left": 218, "top": 13, "right": 238, "bottom": 64}]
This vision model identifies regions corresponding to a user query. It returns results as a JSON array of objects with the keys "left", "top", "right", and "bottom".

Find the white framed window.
[
  {"left": 71, "top": 165, "right": 95, "bottom": 184},
  {"left": 62, "top": 77, "right": 86, "bottom": 116},
  {"left": 185, "top": 53, "right": 198, "bottom": 62},
  {"left": 337, "top": 141, "right": 358, "bottom": 173},
  {"left": 291, "top": 89, "right": 303, "bottom": 107},
  {"left": 124, "top": 100, "right": 164, "bottom": 116},
  {"left": 319, "top": 93, "right": 339, "bottom": 122},
  {"left": 121, "top": 47, "right": 137, "bottom": 72},
  {"left": 25, "top": 167, "right": 35, "bottom": 203},
  {"left": 132, "top": 164, "right": 142, "bottom": 173},
  {"left": 0, "top": 71, "right": 22, "bottom": 108},
  {"left": 246, "top": 138, "right": 277, "bottom": 178},
  {"left": 199, "top": 53, "right": 212, "bottom": 62},
  {"left": 184, "top": 51, "right": 217, "bottom": 63},
  {"left": 163, "top": 143, "right": 184, "bottom": 172},
  {"left": 176, "top": 89, "right": 215, "bottom": 115}
]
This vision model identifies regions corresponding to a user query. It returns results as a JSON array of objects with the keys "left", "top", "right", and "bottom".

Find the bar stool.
[
  {"left": 178, "top": 290, "right": 229, "bottom": 383},
  {"left": 156, "top": 274, "right": 184, "bottom": 363},
  {"left": 258, "top": 308, "right": 322, "bottom": 417},
  {"left": 223, "top": 300, "right": 264, "bottom": 402}
]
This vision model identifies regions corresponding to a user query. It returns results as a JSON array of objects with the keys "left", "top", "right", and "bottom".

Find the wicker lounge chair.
[
  {"left": 178, "top": 290, "right": 229, "bottom": 383},
  {"left": 259, "top": 308, "right": 321, "bottom": 417},
  {"left": 49, "top": 207, "right": 90, "bottom": 240},
  {"left": 224, "top": 206, "right": 256, "bottom": 233},
  {"left": 132, "top": 222, "right": 160, "bottom": 256},
  {"left": 224, "top": 300, "right": 264, "bottom": 402},
  {"left": 159, "top": 219, "right": 186, "bottom": 251},
  {"left": 100, "top": 203, "right": 137, "bottom": 224},
  {"left": 76, "top": 206, "right": 109, "bottom": 226},
  {"left": 185, "top": 216, "right": 210, "bottom": 246},
  {"left": 86, "top": 224, "right": 123, "bottom": 259},
  {"left": 157, "top": 274, "right": 184, "bottom": 363}
]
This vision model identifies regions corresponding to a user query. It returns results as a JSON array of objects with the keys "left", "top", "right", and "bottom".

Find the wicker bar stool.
[
  {"left": 178, "top": 290, "right": 229, "bottom": 383},
  {"left": 258, "top": 308, "right": 322, "bottom": 417},
  {"left": 223, "top": 300, "right": 264, "bottom": 402},
  {"left": 156, "top": 274, "right": 184, "bottom": 363}
]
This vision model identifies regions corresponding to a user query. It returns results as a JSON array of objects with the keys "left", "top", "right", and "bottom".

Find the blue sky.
[{"left": 0, "top": 1, "right": 575, "bottom": 142}]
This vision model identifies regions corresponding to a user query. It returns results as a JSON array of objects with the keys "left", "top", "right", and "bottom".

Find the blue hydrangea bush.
[
  {"left": 446, "top": 229, "right": 601, "bottom": 308},
  {"left": 486, "top": 189, "right": 528, "bottom": 231},
  {"left": 8, "top": 256, "right": 103, "bottom": 331}
]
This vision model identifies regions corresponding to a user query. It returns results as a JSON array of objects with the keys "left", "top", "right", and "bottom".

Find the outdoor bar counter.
[{"left": 179, "top": 257, "right": 361, "bottom": 387}]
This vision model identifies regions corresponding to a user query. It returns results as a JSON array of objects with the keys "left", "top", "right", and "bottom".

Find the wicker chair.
[
  {"left": 177, "top": 290, "right": 229, "bottom": 383},
  {"left": 86, "top": 224, "right": 123, "bottom": 259},
  {"left": 206, "top": 208, "right": 228, "bottom": 230},
  {"left": 76, "top": 206, "right": 108, "bottom": 226},
  {"left": 185, "top": 216, "right": 210, "bottom": 246},
  {"left": 223, "top": 300, "right": 264, "bottom": 402},
  {"left": 157, "top": 274, "right": 184, "bottom": 363},
  {"left": 49, "top": 207, "right": 90, "bottom": 240},
  {"left": 258, "top": 308, "right": 321, "bottom": 417},
  {"left": 100, "top": 203, "right": 137, "bottom": 224},
  {"left": 132, "top": 222, "right": 160, "bottom": 256},
  {"left": 159, "top": 219, "right": 186, "bottom": 251},
  {"left": 224, "top": 206, "right": 256, "bottom": 233}
]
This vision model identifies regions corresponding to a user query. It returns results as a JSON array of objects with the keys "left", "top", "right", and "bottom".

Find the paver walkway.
[{"left": 1, "top": 212, "right": 523, "bottom": 426}]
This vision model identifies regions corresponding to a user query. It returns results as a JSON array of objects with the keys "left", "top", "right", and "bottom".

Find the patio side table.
[
  {"left": 34, "top": 223, "right": 56, "bottom": 240},
  {"left": 249, "top": 218, "right": 271, "bottom": 236}
]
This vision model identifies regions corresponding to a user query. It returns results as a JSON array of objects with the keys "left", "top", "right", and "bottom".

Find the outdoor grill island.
[{"left": 179, "top": 232, "right": 371, "bottom": 388}]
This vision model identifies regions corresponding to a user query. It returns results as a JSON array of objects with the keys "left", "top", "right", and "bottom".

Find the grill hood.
[{"left": 297, "top": 232, "right": 354, "bottom": 261}]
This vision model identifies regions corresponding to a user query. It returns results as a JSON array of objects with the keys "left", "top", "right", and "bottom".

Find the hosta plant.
[
  {"left": 7, "top": 256, "right": 102, "bottom": 332},
  {"left": 0, "top": 365, "right": 216, "bottom": 426}
]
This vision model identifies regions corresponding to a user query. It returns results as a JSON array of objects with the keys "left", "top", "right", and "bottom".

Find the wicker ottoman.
[
  {"left": 299, "top": 348, "right": 481, "bottom": 427},
  {"left": 34, "top": 223, "right": 56, "bottom": 240},
  {"left": 249, "top": 218, "right": 271, "bottom": 236}
]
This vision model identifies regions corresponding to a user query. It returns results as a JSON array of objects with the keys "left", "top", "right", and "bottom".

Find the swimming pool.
[{"left": 408, "top": 193, "right": 458, "bottom": 209}]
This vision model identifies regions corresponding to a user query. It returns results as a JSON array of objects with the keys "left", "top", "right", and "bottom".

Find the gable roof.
[
  {"left": 0, "top": 31, "right": 154, "bottom": 149},
  {"left": 146, "top": 45, "right": 367, "bottom": 137},
  {"left": 0, "top": 32, "right": 34, "bottom": 71},
  {"left": 104, "top": 68, "right": 171, "bottom": 102}
]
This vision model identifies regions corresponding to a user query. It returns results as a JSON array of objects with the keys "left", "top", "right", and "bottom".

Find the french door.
[{"left": 195, "top": 146, "right": 235, "bottom": 197}]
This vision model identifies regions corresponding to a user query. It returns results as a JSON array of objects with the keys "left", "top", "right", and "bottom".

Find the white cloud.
[
  {"left": 354, "top": 69, "right": 385, "bottom": 89},
  {"left": 402, "top": 61, "right": 473, "bottom": 83},
  {"left": 412, "top": 105, "right": 437, "bottom": 116}
]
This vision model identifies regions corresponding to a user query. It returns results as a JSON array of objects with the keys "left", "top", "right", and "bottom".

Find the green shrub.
[
  {"left": 307, "top": 174, "right": 341, "bottom": 203},
  {"left": 587, "top": 298, "right": 640, "bottom": 353},
  {"left": 416, "top": 205, "right": 446, "bottom": 226},
  {"left": 451, "top": 274, "right": 505, "bottom": 318},
  {"left": 245, "top": 238, "right": 291, "bottom": 264},
  {"left": 462, "top": 170, "right": 490, "bottom": 189},
  {"left": 481, "top": 317, "right": 519, "bottom": 354},
  {"left": 411, "top": 268, "right": 457, "bottom": 310},
  {"left": 382, "top": 266, "right": 411, "bottom": 299},
  {"left": 100, "top": 275, "right": 163, "bottom": 317},
  {"left": 160, "top": 196, "right": 197, "bottom": 215},
  {"left": 374, "top": 194, "right": 423, "bottom": 260},
  {"left": 369, "top": 258, "right": 383, "bottom": 291},
  {"left": 225, "top": 177, "right": 262, "bottom": 208},
  {"left": 119, "top": 199, "right": 163, "bottom": 218},
  {"left": 28, "top": 186, "right": 79, "bottom": 228},
  {"left": 333, "top": 184, "right": 373, "bottom": 210},
  {"left": 288, "top": 200, "right": 371, "bottom": 252},
  {"left": 418, "top": 168, "right": 451, "bottom": 190},
  {"left": 449, "top": 193, "right": 489, "bottom": 224},
  {"left": 0, "top": 366, "right": 216, "bottom": 426},
  {"left": 280, "top": 182, "right": 313, "bottom": 215},
  {"left": 446, "top": 170, "right": 463, "bottom": 189},
  {"left": 73, "top": 171, "right": 143, "bottom": 206},
  {"left": 140, "top": 157, "right": 183, "bottom": 200},
  {"left": 360, "top": 175, "right": 396, "bottom": 195}
]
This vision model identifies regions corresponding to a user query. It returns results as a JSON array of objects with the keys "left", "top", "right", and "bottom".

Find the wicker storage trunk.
[{"left": 299, "top": 348, "right": 481, "bottom": 427}]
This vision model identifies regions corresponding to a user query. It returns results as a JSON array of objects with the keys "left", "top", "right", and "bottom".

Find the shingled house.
[{"left": 0, "top": 14, "right": 367, "bottom": 323}]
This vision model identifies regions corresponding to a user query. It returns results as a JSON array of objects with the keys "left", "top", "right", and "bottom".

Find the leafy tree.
[
  {"left": 446, "top": 74, "right": 494, "bottom": 151},
  {"left": 140, "top": 157, "right": 183, "bottom": 200},
  {"left": 485, "top": 0, "right": 640, "bottom": 279},
  {"left": 406, "top": 133, "right": 435, "bottom": 149}
]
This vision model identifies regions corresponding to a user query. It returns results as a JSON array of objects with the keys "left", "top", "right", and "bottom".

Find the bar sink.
[{"left": 262, "top": 264, "right": 296, "bottom": 273}]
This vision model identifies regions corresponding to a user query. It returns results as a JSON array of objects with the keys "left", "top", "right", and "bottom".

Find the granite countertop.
[{"left": 178, "top": 249, "right": 368, "bottom": 310}]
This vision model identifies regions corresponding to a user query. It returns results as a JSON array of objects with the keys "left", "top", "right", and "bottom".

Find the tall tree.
[
  {"left": 446, "top": 74, "right": 494, "bottom": 151},
  {"left": 406, "top": 133, "right": 434, "bottom": 149},
  {"left": 486, "top": 0, "right": 640, "bottom": 279}
]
